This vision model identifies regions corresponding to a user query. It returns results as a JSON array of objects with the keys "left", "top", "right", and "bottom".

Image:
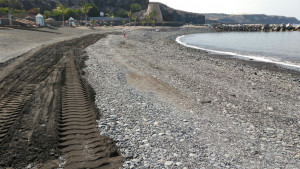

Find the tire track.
[
  {"left": 0, "top": 33, "right": 123, "bottom": 168},
  {"left": 59, "top": 50, "right": 122, "bottom": 169}
]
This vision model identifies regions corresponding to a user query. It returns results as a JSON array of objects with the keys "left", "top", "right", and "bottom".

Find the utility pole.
[
  {"left": 7, "top": 0, "right": 14, "bottom": 25},
  {"left": 8, "top": 10, "right": 12, "bottom": 25}
]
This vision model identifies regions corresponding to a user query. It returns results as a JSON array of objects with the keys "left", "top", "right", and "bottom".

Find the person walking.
[{"left": 122, "top": 30, "right": 126, "bottom": 38}]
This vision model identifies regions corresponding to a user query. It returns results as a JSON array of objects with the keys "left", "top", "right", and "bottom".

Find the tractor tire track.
[
  {"left": 59, "top": 50, "right": 122, "bottom": 169},
  {"left": 0, "top": 33, "right": 123, "bottom": 168}
]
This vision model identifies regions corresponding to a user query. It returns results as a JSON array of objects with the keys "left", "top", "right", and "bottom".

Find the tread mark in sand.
[{"left": 59, "top": 50, "right": 123, "bottom": 169}]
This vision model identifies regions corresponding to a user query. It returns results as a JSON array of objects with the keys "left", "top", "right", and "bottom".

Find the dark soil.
[{"left": 0, "top": 34, "right": 123, "bottom": 168}]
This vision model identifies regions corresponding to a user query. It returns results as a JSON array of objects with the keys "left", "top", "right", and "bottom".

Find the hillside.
[
  {"left": 3, "top": 0, "right": 149, "bottom": 13},
  {"left": 205, "top": 13, "right": 300, "bottom": 24},
  {"left": 135, "top": 2, "right": 205, "bottom": 24},
  {"left": 158, "top": 3, "right": 205, "bottom": 24}
]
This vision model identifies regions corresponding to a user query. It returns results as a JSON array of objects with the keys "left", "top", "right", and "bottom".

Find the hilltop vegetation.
[
  {"left": 0, "top": 0, "right": 149, "bottom": 22},
  {"left": 0, "top": 0, "right": 149, "bottom": 14}
]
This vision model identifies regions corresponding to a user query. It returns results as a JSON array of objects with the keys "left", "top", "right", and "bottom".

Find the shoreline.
[{"left": 176, "top": 32, "right": 300, "bottom": 73}]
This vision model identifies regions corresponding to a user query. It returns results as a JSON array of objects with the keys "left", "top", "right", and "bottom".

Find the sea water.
[{"left": 177, "top": 31, "right": 300, "bottom": 71}]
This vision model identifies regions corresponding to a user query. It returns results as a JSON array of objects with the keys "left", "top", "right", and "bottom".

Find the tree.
[
  {"left": 130, "top": 3, "right": 142, "bottom": 13},
  {"left": 150, "top": 18, "right": 155, "bottom": 27},
  {"left": 52, "top": 7, "right": 62, "bottom": 19},
  {"left": 141, "top": 20, "right": 146, "bottom": 26},
  {"left": 116, "top": 9, "right": 127, "bottom": 18},
  {"left": 105, "top": 9, "right": 114, "bottom": 26},
  {"left": 0, "top": 7, "right": 8, "bottom": 15},
  {"left": 53, "top": 4, "right": 68, "bottom": 26},
  {"left": 81, "top": 2, "right": 92, "bottom": 26},
  {"left": 88, "top": 3, "right": 100, "bottom": 17},
  {"left": 66, "top": 8, "right": 77, "bottom": 19},
  {"left": 61, "top": 6, "right": 69, "bottom": 24},
  {"left": 44, "top": 10, "right": 51, "bottom": 18},
  {"left": 145, "top": 14, "right": 150, "bottom": 26},
  {"left": 0, "top": 0, "right": 22, "bottom": 25},
  {"left": 126, "top": 10, "right": 132, "bottom": 26},
  {"left": 75, "top": 9, "right": 83, "bottom": 19},
  {"left": 149, "top": 10, "right": 158, "bottom": 27},
  {"left": 132, "top": 16, "right": 138, "bottom": 26}
]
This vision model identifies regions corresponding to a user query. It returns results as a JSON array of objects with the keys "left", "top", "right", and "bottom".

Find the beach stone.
[
  {"left": 175, "top": 162, "right": 182, "bottom": 166},
  {"left": 83, "top": 27, "right": 300, "bottom": 169},
  {"left": 164, "top": 161, "right": 174, "bottom": 166},
  {"left": 293, "top": 152, "right": 300, "bottom": 159},
  {"left": 189, "top": 153, "right": 197, "bottom": 157}
]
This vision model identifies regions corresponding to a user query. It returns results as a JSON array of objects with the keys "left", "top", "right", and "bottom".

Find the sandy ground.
[
  {"left": 0, "top": 26, "right": 151, "bottom": 63},
  {"left": 0, "top": 27, "right": 101, "bottom": 63}
]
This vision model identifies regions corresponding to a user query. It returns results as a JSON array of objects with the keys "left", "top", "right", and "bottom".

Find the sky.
[{"left": 149, "top": 0, "right": 300, "bottom": 20}]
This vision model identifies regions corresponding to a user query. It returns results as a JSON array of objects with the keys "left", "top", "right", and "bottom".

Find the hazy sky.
[{"left": 149, "top": 0, "right": 300, "bottom": 20}]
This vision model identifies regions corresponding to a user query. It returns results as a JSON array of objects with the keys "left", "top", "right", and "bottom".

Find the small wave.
[{"left": 176, "top": 35, "right": 300, "bottom": 71}]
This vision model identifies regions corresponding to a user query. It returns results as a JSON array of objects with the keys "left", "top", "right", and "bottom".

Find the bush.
[
  {"left": 116, "top": 9, "right": 127, "bottom": 18},
  {"left": 130, "top": 3, "right": 142, "bottom": 13},
  {"left": 0, "top": 7, "right": 8, "bottom": 15}
]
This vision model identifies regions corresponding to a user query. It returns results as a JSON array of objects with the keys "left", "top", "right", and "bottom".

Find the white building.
[{"left": 35, "top": 14, "right": 45, "bottom": 26}]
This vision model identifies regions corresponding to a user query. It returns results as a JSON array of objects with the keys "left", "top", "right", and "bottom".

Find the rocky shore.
[
  {"left": 83, "top": 26, "right": 300, "bottom": 168},
  {"left": 212, "top": 24, "right": 300, "bottom": 32}
]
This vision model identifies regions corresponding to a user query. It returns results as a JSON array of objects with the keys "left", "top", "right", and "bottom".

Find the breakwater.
[{"left": 212, "top": 24, "right": 300, "bottom": 32}]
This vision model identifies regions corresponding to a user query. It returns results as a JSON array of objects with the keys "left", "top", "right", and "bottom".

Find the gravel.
[{"left": 84, "top": 26, "right": 300, "bottom": 168}]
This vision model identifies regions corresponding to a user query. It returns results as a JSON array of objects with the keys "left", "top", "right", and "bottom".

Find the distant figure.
[{"left": 122, "top": 30, "right": 126, "bottom": 38}]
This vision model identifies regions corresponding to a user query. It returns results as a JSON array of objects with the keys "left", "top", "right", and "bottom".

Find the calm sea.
[{"left": 176, "top": 32, "right": 300, "bottom": 71}]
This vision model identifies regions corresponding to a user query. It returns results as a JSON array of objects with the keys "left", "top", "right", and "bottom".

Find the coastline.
[
  {"left": 176, "top": 32, "right": 300, "bottom": 72},
  {"left": 84, "top": 26, "right": 300, "bottom": 168}
]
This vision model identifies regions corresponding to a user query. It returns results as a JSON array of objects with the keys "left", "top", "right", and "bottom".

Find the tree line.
[{"left": 0, "top": 1, "right": 160, "bottom": 27}]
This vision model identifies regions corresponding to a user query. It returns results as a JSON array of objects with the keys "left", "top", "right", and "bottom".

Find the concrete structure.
[
  {"left": 69, "top": 17, "right": 75, "bottom": 27},
  {"left": 145, "top": 3, "right": 163, "bottom": 22},
  {"left": 35, "top": 14, "right": 45, "bottom": 26}
]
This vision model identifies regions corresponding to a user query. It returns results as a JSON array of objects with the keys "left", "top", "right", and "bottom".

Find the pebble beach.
[{"left": 83, "top": 26, "right": 300, "bottom": 168}]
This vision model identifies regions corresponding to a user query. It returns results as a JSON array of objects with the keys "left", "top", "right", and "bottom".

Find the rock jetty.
[{"left": 212, "top": 24, "right": 300, "bottom": 32}]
